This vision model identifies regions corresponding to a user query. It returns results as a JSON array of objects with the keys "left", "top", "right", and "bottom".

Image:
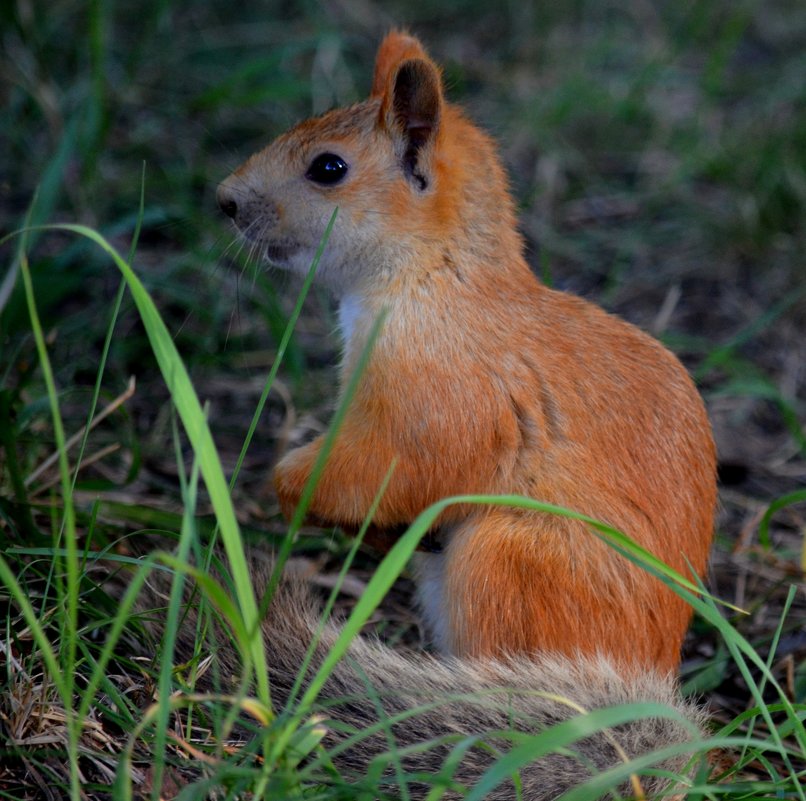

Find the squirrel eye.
[{"left": 305, "top": 153, "right": 349, "bottom": 185}]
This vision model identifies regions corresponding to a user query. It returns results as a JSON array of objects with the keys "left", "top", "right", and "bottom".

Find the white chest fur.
[
  {"left": 413, "top": 552, "right": 452, "bottom": 655},
  {"left": 337, "top": 293, "right": 363, "bottom": 345}
]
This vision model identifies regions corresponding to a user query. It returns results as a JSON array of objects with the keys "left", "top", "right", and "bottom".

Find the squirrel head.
[{"left": 217, "top": 31, "right": 515, "bottom": 296}]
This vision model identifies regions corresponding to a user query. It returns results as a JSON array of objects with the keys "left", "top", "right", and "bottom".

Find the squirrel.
[
  {"left": 204, "top": 30, "right": 719, "bottom": 798},
  {"left": 216, "top": 30, "right": 717, "bottom": 674}
]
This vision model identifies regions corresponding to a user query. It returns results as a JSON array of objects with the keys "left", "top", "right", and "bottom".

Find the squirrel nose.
[{"left": 216, "top": 183, "right": 238, "bottom": 219}]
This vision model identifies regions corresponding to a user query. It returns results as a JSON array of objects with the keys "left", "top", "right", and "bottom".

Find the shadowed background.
[{"left": 1, "top": 0, "right": 804, "bottom": 793}]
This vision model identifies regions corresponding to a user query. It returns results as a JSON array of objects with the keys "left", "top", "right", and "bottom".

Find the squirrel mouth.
[{"left": 264, "top": 241, "right": 299, "bottom": 264}]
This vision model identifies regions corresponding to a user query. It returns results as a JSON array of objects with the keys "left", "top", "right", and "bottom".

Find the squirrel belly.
[{"left": 217, "top": 32, "right": 717, "bottom": 672}]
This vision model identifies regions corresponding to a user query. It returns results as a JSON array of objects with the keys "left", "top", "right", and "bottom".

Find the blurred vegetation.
[{"left": 1, "top": 0, "right": 805, "bottom": 797}]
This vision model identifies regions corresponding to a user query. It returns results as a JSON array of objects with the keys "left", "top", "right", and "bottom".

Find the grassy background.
[{"left": 1, "top": 0, "right": 805, "bottom": 797}]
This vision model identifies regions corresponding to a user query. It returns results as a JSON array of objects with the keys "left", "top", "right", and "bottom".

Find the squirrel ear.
[
  {"left": 370, "top": 31, "right": 430, "bottom": 98},
  {"left": 380, "top": 58, "right": 443, "bottom": 190},
  {"left": 372, "top": 32, "right": 442, "bottom": 190}
]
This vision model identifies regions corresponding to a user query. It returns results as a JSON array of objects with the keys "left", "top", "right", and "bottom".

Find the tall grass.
[{"left": 1, "top": 220, "right": 804, "bottom": 798}]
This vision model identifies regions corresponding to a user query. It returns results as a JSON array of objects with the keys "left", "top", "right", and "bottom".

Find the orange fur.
[
  {"left": 370, "top": 30, "right": 434, "bottom": 98},
  {"left": 217, "top": 32, "right": 717, "bottom": 673}
]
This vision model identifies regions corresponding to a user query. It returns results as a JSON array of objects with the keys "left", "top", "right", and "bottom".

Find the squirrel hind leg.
[{"left": 439, "top": 511, "right": 673, "bottom": 670}]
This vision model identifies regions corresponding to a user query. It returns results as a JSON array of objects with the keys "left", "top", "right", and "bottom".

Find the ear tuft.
[
  {"left": 371, "top": 33, "right": 444, "bottom": 190},
  {"left": 371, "top": 30, "right": 430, "bottom": 98}
]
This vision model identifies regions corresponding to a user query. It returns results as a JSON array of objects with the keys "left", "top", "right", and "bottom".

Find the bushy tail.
[{"left": 138, "top": 552, "right": 708, "bottom": 800}]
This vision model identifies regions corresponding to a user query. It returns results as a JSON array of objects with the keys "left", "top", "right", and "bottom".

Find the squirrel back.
[{"left": 217, "top": 32, "right": 717, "bottom": 673}]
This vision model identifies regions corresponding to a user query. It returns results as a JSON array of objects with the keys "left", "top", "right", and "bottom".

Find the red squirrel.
[{"left": 217, "top": 31, "right": 717, "bottom": 674}]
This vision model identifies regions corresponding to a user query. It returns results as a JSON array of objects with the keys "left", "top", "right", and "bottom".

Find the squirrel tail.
[{"left": 142, "top": 553, "right": 707, "bottom": 800}]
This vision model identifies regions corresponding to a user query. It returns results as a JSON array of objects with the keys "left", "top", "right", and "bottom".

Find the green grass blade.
[
  {"left": 284, "top": 459, "right": 396, "bottom": 711},
  {"left": 69, "top": 164, "right": 145, "bottom": 494},
  {"left": 464, "top": 702, "right": 703, "bottom": 801},
  {"left": 0, "top": 551, "right": 66, "bottom": 700},
  {"left": 17, "top": 229, "right": 81, "bottom": 800},
  {"left": 261, "top": 307, "right": 388, "bottom": 625},
  {"left": 16, "top": 222, "right": 270, "bottom": 707},
  {"left": 229, "top": 208, "right": 337, "bottom": 490},
  {"left": 758, "top": 488, "right": 806, "bottom": 558},
  {"left": 405, "top": 493, "right": 736, "bottom": 609},
  {"left": 149, "top": 416, "right": 203, "bottom": 801}
]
